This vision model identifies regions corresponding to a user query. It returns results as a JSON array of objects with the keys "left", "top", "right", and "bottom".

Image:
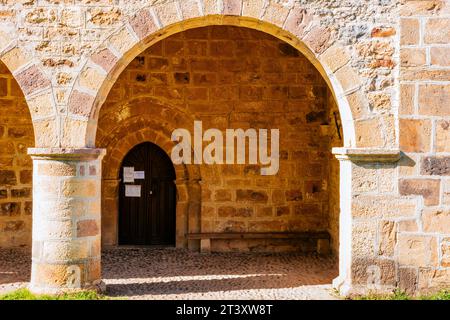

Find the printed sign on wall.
[
  {"left": 123, "top": 167, "right": 134, "bottom": 183},
  {"left": 125, "top": 185, "right": 141, "bottom": 197},
  {"left": 134, "top": 171, "right": 145, "bottom": 179}
]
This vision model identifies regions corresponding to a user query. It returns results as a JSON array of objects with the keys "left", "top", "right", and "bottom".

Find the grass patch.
[
  {"left": 421, "top": 289, "right": 450, "bottom": 300},
  {"left": 0, "top": 288, "right": 108, "bottom": 300},
  {"left": 352, "top": 289, "right": 450, "bottom": 300}
]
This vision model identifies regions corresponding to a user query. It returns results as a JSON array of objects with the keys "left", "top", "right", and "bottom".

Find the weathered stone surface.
[
  {"left": 378, "top": 220, "right": 396, "bottom": 257},
  {"left": 400, "top": 18, "right": 419, "bottom": 45},
  {"left": 371, "top": 27, "right": 396, "bottom": 37},
  {"left": 91, "top": 48, "right": 117, "bottom": 73},
  {"left": 418, "top": 268, "right": 450, "bottom": 293},
  {"left": 20, "top": 170, "right": 32, "bottom": 184},
  {"left": 398, "top": 267, "right": 417, "bottom": 295},
  {"left": 436, "top": 120, "right": 450, "bottom": 152},
  {"left": 11, "top": 188, "right": 31, "bottom": 198},
  {"left": 0, "top": 202, "right": 20, "bottom": 216},
  {"left": 214, "top": 189, "right": 232, "bottom": 201},
  {"left": 442, "top": 240, "right": 450, "bottom": 267},
  {"left": 218, "top": 206, "right": 252, "bottom": 217},
  {"left": 399, "top": 179, "right": 440, "bottom": 206},
  {"left": 351, "top": 257, "right": 396, "bottom": 286},
  {"left": 88, "top": 8, "right": 121, "bottom": 26},
  {"left": 68, "top": 90, "right": 95, "bottom": 117},
  {"left": 320, "top": 45, "right": 350, "bottom": 72},
  {"left": 420, "top": 157, "right": 450, "bottom": 176},
  {"left": 424, "top": 18, "right": 450, "bottom": 43},
  {"left": 61, "top": 180, "right": 97, "bottom": 197},
  {"left": 79, "top": 67, "right": 106, "bottom": 91},
  {"left": 223, "top": 0, "right": 242, "bottom": 15},
  {"left": 398, "top": 219, "right": 418, "bottom": 232},
  {"left": 28, "top": 93, "right": 54, "bottom": 117},
  {"left": 399, "top": 84, "right": 414, "bottom": 115},
  {"left": 1, "top": 48, "right": 28, "bottom": 71},
  {"left": 0, "top": 170, "right": 17, "bottom": 185},
  {"left": 109, "top": 27, "right": 136, "bottom": 54},
  {"left": 236, "top": 189, "right": 268, "bottom": 203},
  {"left": 77, "top": 219, "right": 99, "bottom": 237},
  {"left": 401, "top": 48, "right": 426, "bottom": 67},
  {"left": 3, "top": 220, "right": 25, "bottom": 232},
  {"left": 303, "top": 26, "right": 332, "bottom": 54},
  {"left": 284, "top": 7, "right": 312, "bottom": 39},
  {"left": 15, "top": 65, "right": 51, "bottom": 95},
  {"left": 38, "top": 162, "right": 76, "bottom": 176},
  {"left": 418, "top": 84, "right": 450, "bottom": 116},
  {"left": 422, "top": 208, "right": 449, "bottom": 233},
  {"left": 431, "top": 47, "right": 450, "bottom": 66},
  {"left": 399, "top": 119, "right": 431, "bottom": 152},
  {"left": 354, "top": 118, "right": 384, "bottom": 147},
  {"left": 129, "top": 9, "right": 158, "bottom": 40},
  {"left": 398, "top": 234, "right": 438, "bottom": 267},
  {"left": 400, "top": 0, "right": 447, "bottom": 16}
]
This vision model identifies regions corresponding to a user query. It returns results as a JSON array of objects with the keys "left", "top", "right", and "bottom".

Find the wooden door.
[{"left": 119, "top": 142, "right": 176, "bottom": 246}]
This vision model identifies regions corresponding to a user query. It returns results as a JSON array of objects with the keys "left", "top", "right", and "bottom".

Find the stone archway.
[
  {"left": 73, "top": 13, "right": 367, "bottom": 149},
  {"left": 95, "top": 22, "right": 344, "bottom": 284},
  {"left": 96, "top": 95, "right": 207, "bottom": 250},
  {"left": 98, "top": 126, "right": 203, "bottom": 250},
  {"left": 24, "top": 4, "right": 398, "bottom": 296}
]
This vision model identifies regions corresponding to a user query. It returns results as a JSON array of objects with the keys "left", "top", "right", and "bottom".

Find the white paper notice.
[
  {"left": 134, "top": 171, "right": 145, "bottom": 179},
  {"left": 125, "top": 185, "right": 141, "bottom": 197},
  {"left": 123, "top": 167, "right": 134, "bottom": 183}
]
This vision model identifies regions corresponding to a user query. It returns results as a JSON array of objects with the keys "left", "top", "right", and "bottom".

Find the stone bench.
[{"left": 186, "top": 232, "right": 331, "bottom": 254}]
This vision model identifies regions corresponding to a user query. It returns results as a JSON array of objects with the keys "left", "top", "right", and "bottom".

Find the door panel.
[{"left": 119, "top": 142, "right": 176, "bottom": 246}]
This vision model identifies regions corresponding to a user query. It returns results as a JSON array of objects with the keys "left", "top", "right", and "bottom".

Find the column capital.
[
  {"left": 332, "top": 147, "right": 401, "bottom": 163},
  {"left": 28, "top": 148, "right": 106, "bottom": 161}
]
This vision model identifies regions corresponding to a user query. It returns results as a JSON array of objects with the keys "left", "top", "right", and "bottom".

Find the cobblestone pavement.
[{"left": 0, "top": 247, "right": 339, "bottom": 300}]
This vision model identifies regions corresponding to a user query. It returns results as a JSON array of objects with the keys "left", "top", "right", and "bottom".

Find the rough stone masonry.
[{"left": 0, "top": 0, "right": 448, "bottom": 297}]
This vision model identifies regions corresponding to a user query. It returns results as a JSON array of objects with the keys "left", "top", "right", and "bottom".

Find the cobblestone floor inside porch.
[{"left": 0, "top": 248, "right": 339, "bottom": 300}]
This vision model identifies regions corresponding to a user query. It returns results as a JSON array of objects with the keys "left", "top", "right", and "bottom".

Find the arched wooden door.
[{"left": 119, "top": 142, "right": 176, "bottom": 246}]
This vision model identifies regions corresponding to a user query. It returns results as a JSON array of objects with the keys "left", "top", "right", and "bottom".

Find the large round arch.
[{"left": 67, "top": 7, "right": 393, "bottom": 150}]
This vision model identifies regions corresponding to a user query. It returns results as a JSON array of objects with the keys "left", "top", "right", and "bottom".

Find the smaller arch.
[
  {"left": 99, "top": 125, "right": 203, "bottom": 248},
  {"left": 120, "top": 141, "right": 176, "bottom": 181},
  {"left": 118, "top": 141, "right": 177, "bottom": 246}
]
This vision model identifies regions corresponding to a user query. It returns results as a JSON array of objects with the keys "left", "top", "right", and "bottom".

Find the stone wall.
[
  {"left": 0, "top": 0, "right": 447, "bottom": 296},
  {"left": 0, "top": 0, "right": 400, "bottom": 149},
  {"left": 97, "top": 26, "right": 342, "bottom": 253},
  {"left": 0, "top": 60, "right": 34, "bottom": 247},
  {"left": 396, "top": 0, "right": 450, "bottom": 294}
]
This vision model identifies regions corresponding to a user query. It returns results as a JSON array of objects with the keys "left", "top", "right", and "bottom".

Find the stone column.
[
  {"left": 28, "top": 148, "right": 106, "bottom": 294},
  {"left": 331, "top": 147, "right": 401, "bottom": 296},
  {"left": 175, "top": 179, "right": 189, "bottom": 249},
  {"left": 101, "top": 178, "right": 120, "bottom": 246},
  {"left": 187, "top": 180, "right": 201, "bottom": 251}
]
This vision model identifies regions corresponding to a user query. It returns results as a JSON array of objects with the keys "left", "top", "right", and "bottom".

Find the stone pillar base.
[
  {"left": 28, "top": 280, "right": 106, "bottom": 295},
  {"left": 28, "top": 148, "right": 106, "bottom": 295}
]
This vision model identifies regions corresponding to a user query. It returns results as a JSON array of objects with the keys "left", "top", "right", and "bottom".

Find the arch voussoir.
[{"left": 0, "top": 43, "right": 57, "bottom": 147}]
